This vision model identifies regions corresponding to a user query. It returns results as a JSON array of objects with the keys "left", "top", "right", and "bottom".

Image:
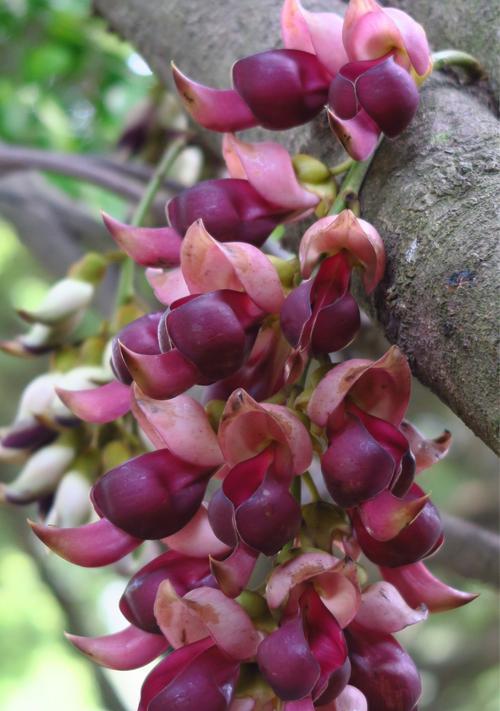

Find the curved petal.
[
  {"left": 29, "top": 517, "right": 141, "bottom": 567},
  {"left": 65, "top": 625, "right": 167, "bottom": 670},
  {"left": 266, "top": 552, "right": 339, "bottom": 610},
  {"left": 154, "top": 581, "right": 260, "bottom": 660},
  {"left": 120, "top": 345, "right": 199, "bottom": 400},
  {"left": 320, "top": 685, "right": 368, "bottom": 711},
  {"left": 145, "top": 267, "right": 190, "bottom": 306},
  {"left": 56, "top": 380, "right": 131, "bottom": 423},
  {"left": 314, "top": 564, "right": 361, "bottom": 629},
  {"left": 210, "top": 540, "right": 259, "bottom": 598},
  {"left": 358, "top": 489, "right": 429, "bottom": 541},
  {"left": 181, "top": 220, "right": 284, "bottom": 313},
  {"left": 299, "top": 210, "right": 385, "bottom": 293},
  {"left": 380, "top": 561, "right": 478, "bottom": 613},
  {"left": 384, "top": 8, "right": 432, "bottom": 77},
  {"left": 327, "top": 107, "right": 381, "bottom": 161},
  {"left": 343, "top": 0, "right": 405, "bottom": 64},
  {"left": 355, "top": 581, "right": 427, "bottom": 633},
  {"left": 308, "top": 346, "right": 411, "bottom": 429},
  {"left": 131, "top": 388, "right": 222, "bottom": 467},
  {"left": 223, "top": 133, "right": 318, "bottom": 212},
  {"left": 400, "top": 421, "right": 452, "bottom": 473},
  {"left": 281, "top": 0, "right": 347, "bottom": 77},
  {"left": 165, "top": 504, "right": 231, "bottom": 558},
  {"left": 172, "top": 62, "right": 257, "bottom": 132},
  {"left": 102, "top": 212, "right": 182, "bottom": 267}
]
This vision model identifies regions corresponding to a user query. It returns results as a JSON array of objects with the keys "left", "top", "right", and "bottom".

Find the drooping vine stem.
[
  {"left": 114, "top": 136, "right": 186, "bottom": 307},
  {"left": 432, "top": 49, "right": 485, "bottom": 80},
  {"left": 329, "top": 138, "right": 383, "bottom": 217}
]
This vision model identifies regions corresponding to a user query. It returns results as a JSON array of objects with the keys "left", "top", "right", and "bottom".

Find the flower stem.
[
  {"left": 303, "top": 471, "right": 320, "bottom": 502},
  {"left": 328, "top": 137, "right": 382, "bottom": 216},
  {"left": 432, "top": 49, "right": 484, "bottom": 80},
  {"left": 291, "top": 476, "right": 302, "bottom": 505},
  {"left": 115, "top": 136, "right": 186, "bottom": 307},
  {"left": 329, "top": 156, "right": 355, "bottom": 176}
]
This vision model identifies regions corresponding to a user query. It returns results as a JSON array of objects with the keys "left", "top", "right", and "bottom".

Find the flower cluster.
[
  {"left": 1, "top": 2, "right": 477, "bottom": 711},
  {"left": 173, "top": 0, "right": 432, "bottom": 158}
]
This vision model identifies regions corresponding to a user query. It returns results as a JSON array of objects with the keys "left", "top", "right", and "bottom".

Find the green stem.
[
  {"left": 329, "top": 157, "right": 355, "bottom": 176},
  {"left": 303, "top": 471, "right": 320, "bottom": 502},
  {"left": 114, "top": 136, "right": 186, "bottom": 307},
  {"left": 291, "top": 476, "right": 302, "bottom": 505},
  {"left": 432, "top": 50, "right": 484, "bottom": 80},
  {"left": 328, "top": 137, "right": 382, "bottom": 216}
]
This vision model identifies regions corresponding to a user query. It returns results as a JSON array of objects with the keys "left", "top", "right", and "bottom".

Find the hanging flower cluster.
[
  {"left": 173, "top": 0, "right": 432, "bottom": 159},
  {"left": 0, "top": 2, "right": 478, "bottom": 711}
]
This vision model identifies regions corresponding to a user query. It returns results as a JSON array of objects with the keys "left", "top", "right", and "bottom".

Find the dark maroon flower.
[
  {"left": 280, "top": 252, "right": 360, "bottom": 358},
  {"left": 91, "top": 449, "right": 216, "bottom": 540},
  {"left": 120, "top": 551, "right": 213, "bottom": 633},
  {"left": 173, "top": 49, "right": 330, "bottom": 132},
  {"left": 110, "top": 312, "right": 163, "bottom": 385}
]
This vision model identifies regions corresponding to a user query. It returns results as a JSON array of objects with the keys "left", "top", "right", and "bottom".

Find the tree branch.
[{"left": 92, "top": 0, "right": 499, "bottom": 453}]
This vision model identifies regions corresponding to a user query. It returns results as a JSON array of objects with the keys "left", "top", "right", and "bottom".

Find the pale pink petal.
[
  {"left": 145, "top": 267, "right": 189, "bottom": 306},
  {"left": 172, "top": 63, "right": 257, "bottom": 132},
  {"left": 222, "top": 133, "right": 318, "bottom": 212},
  {"left": 29, "top": 517, "right": 141, "bottom": 567},
  {"left": 281, "top": 0, "right": 348, "bottom": 76},
  {"left": 210, "top": 541, "right": 259, "bottom": 598},
  {"left": 343, "top": 0, "right": 404, "bottom": 63},
  {"left": 380, "top": 562, "right": 478, "bottom": 613},
  {"left": 164, "top": 504, "right": 231, "bottom": 558},
  {"left": 314, "top": 566, "right": 361, "bottom": 628},
  {"left": 102, "top": 212, "right": 182, "bottom": 268},
  {"left": 355, "top": 581, "right": 427, "bottom": 633},
  {"left": 299, "top": 209, "right": 385, "bottom": 292},
  {"left": 219, "top": 389, "right": 312, "bottom": 473},
  {"left": 181, "top": 220, "right": 284, "bottom": 313},
  {"left": 320, "top": 685, "right": 368, "bottom": 711},
  {"left": 65, "top": 625, "right": 167, "bottom": 670},
  {"left": 308, "top": 346, "right": 411, "bottom": 428},
  {"left": 266, "top": 552, "right": 339, "bottom": 610},
  {"left": 131, "top": 387, "right": 223, "bottom": 467},
  {"left": 358, "top": 489, "right": 429, "bottom": 541},
  {"left": 55, "top": 380, "right": 131, "bottom": 423},
  {"left": 154, "top": 581, "right": 260, "bottom": 660},
  {"left": 400, "top": 421, "right": 452, "bottom": 473},
  {"left": 327, "top": 107, "right": 381, "bottom": 161},
  {"left": 384, "top": 8, "right": 432, "bottom": 77}
]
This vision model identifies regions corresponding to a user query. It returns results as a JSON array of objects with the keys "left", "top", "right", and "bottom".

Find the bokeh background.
[{"left": 0, "top": 1, "right": 498, "bottom": 710}]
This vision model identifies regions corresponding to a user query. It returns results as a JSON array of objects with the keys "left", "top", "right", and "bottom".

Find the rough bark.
[{"left": 91, "top": 0, "right": 499, "bottom": 453}]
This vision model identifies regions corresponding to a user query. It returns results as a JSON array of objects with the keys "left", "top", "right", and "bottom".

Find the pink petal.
[
  {"left": 120, "top": 345, "right": 198, "bottom": 400},
  {"left": 172, "top": 63, "right": 258, "bottom": 132},
  {"left": 355, "top": 581, "right": 427, "bottom": 633},
  {"left": 384, "top": 8, "right": 432, "bottom": 77},
  {"left": 145, "top": 267, "right": 190, "bottom": 306},
  {"left": 307, "top": 346, "right": 411, "bottom": 429},
  {"left": 29, "top": 517, "right": 141, "bottom": 567},
  {"left": 266, "top": 552, "right": 339, "bottom": 610},
  {"left": 343, "top": 0, "right": 403, "bottom": 64},
  {"left": 131, "top": 387, "right": 222, "bottom": 467},
  {"left": 299, "top": 210, "right": 385, "bottom": 293},
  {"left": 400, "top": 421, "right": 452, "bottom": 473},
  {"left": 210, "top": 541, "right": 259, "bottom": 597},
  {"left": 181, "top": 220, "right": 284, "bottom": 313},
  {"left": 164, "top": 504, "right": 231, "bottom": 558},
  {"left": 102, "top": 212, "right": 182, "bottom": 267},
  {"left": 358, "top": 489, "right": 429, "bottom": 541},
  {"left": 55, "top": 380, "right": 131, "bottom": 423},
  {"left": 154, "top": 581, "right": 260, "bottom": 660},
  {"left": 219, "top": 389, "right": 312, "bottom": 474},
  {"left": 281, "top": 0, "right": 348, "bottom": 77},
  {"left": 327, "top": 107, "right": 381, "bottom": 161},
  {"left": 320, "top": 685, "right": 368, "bottom": 711},
  {"left": 65, "top": 625, "right": 167, "bottom": 670},
  {"left": 284, "top": 699, "right": 315, "bottom": 711},
  {"left": 314, "top": 564, "right": 361, "bottom": 628},
  {"left": 222, "top": 133, "right": 318, "bottom": 213},
  {"left": 380, "top": 562, "right": 478, "bottom": 613}
]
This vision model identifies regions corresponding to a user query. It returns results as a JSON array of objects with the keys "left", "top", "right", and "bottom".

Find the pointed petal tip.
[{"left": 55, "top": 381, "right": 131, "bottom": 424}]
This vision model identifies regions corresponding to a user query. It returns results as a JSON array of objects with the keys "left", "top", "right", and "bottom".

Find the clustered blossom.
[
  {"left": 174, "top": 0, "right": 432, "bottom": 158},
  {"left": 0, "top": 2, "right": 476, "bottom": 711}
]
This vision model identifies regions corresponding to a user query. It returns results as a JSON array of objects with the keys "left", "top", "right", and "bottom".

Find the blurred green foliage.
[{"left": 0, "top": 1, "right": 498, "bottom": 711}]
